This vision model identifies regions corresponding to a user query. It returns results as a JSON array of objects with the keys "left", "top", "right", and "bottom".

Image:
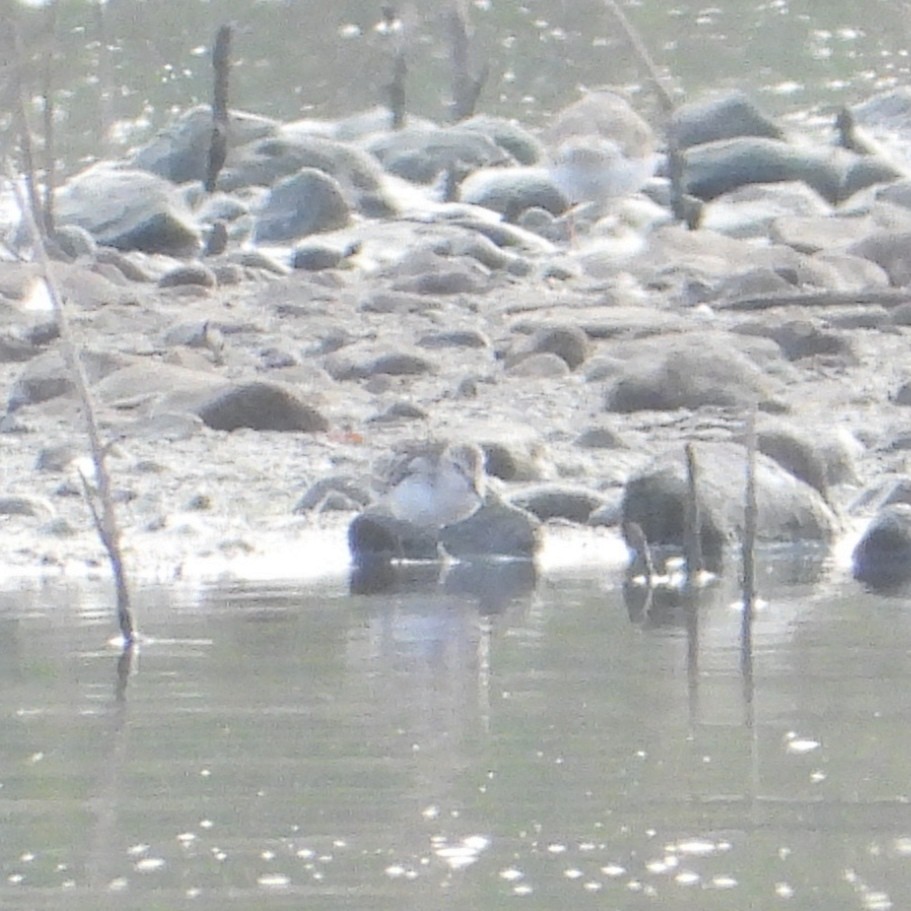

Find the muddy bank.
[{"left": 3, "top": 89, "right": 911, "bottom": 583}]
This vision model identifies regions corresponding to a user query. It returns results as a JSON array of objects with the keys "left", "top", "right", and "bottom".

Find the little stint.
[
  {"left": 382, "top": 442, "right": 486, "bottom": 528},
  {"left": 543, "top": 90, "right": 658, "bottom": 213}
]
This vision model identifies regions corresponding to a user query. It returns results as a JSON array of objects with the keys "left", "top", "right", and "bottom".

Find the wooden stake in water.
[
  {"left": 683, "top": 443, "right": 703, "bottom": 583},
  {"left": 205, "top": 24, "right": 231, "bottom": 194},
  {"left": 446, "top": 0, "right": 487, "bottom": 122},
  {"left": 741, "top": 407, "right": 758, "bottom": 677}
]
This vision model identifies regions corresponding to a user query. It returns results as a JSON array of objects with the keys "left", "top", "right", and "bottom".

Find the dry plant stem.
[
  {"left": 683, "top": 443, "right": 703, "bottom": 583},
  {"left": 388, "top": 48, "right": 407, "bottom": 130},
  {"left": 601, "top": 0, "right": 677, "bottom": 115},
  {"left": 9, "top": 175, "right": 135, "bottom": 645},
  {"left": 3, "top": 18, "right": 45, "bottom": 234},
  {"left": 600, "top": 0, "right": 699, "bottom": 227},
  {"left": 40, "top": 0, "right": 58, "bottom": 233},
  {"left": 741, "top": 407, "right": 758, "bottom": 654},
  {"left": 91, "top": 0, "right": 114, "bottom": 148},
  {"left": 205, "top": 24, "right": 231, "bottom": 194}
]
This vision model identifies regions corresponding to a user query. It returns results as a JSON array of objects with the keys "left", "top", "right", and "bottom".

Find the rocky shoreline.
[{"left": 5, "top": 88, "right": 911, "bottom": 586}]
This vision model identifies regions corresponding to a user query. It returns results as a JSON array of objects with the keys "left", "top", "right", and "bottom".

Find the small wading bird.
[
  {"left": 382, "top": 442, "right": 487, "bottom": 528},
  {"left": 543, "top": 90, "right": 659, "bottom": 221}
]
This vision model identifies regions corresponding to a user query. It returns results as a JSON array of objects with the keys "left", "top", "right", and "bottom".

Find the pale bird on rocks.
[
  {"left": 382, "top": 442, "right": 486, "bottom": 528},
  {"left": 543, "top": 90, "right": 659, "bottom": 214}
]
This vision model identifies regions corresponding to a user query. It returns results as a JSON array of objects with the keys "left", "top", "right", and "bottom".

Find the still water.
[
  {"left": 16, "top": 0, "right": 911, "bottom": 170},
  {"left": 6, "top": 2, "right": 911, "bottom": 908},
  {"left": 2, "top": 555, "right": 911, "bottom": 910}
]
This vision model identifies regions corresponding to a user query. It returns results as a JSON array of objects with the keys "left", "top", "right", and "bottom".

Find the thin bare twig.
[
  {"left": 8, "top": 174, "right": 135, "bottom": 645},
  {"left": 601, "top": 0, "right": 677, "bottom": 115},
  {"left": 741, "top": 406, "right": 758, "bottom": 674},
  {"left": 39, "top": 1, "right": 58, "bottom": 234},
  {"left": 2, "top": 18, "right": 44, "bottom": 236}
]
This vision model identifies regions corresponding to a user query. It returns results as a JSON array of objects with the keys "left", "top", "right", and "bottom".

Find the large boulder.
[
  {"left": 220, "top": 131, "right": 398, "bottom": 217},
  {"left": 683, "top": 137, "right": 899, "bottom": 204},
  {"left": 363, "top": 125, "right": 509, "bottom": 183},
  {"left": 671, "top": 91, "right": 785, "bottom": 150},
  {"left": 252, "top": 168, "right": 351, "bottom": 243},
  {"left": 56, "top": 165, "right": 202, "bottom": 256},
  {"left": 349, "top": 500, "right": 541, "bottom": 564},
  {"left": 130, "top": 105, "right": 279, "bottom": 183},
  {"left": 603, "top": 332, "right": 790, "bottom": 413},
  {"left": 852, "top": 504, "right": 911, "bottom": 588},
  {"left": 621, "top": 441, "right": 839, "bottom": 571},
  {"left": 458, "top": 167, "right": 566, "bottom": 217}
]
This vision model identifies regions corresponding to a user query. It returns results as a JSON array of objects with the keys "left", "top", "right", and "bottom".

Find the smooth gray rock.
[
  {"left": 770, "top": 214, "right": 873, "bottom": 254},
  {"left": 756, "top": 421, "right": 831, "bottom": 499},
  {"left": 507, "top": 324, "right": 591, "bottom": 370},
  {"left": 418, "top": 329, "right": 489, "bottom": 349},
  {"left": 0, "top": 495, "right": 55, "bottom": 519},
  {"left": 459, "top": 167, "right": 566, "bottom": 217},
  {"left": 51, "top": 225, "right": 98, "bottom": 260},
  {"left": 604, "top": 333, "right": 789, "bottom": 413},
  {"left": 221, "top": 132, "right": 398, "bottom": 217},
  {"left": 509, "top": 485, "right": 606, "bottom": 523},
  {"left": 439, "top": 501, "right": 541, "bottom": 559},
  {"left": 459, "top": 114, "right": 545, "bottom": 165},
  {"left": 733, "top": 319, "right": 856, "bottom": 362},
  {"left": 683, "top": 138, "right": 897, "bottom": 204},
  {"left": 252, "top": 168, "right": 350, "bottom": 242},
  {"left": 8, "top": 348, "right": 129, "bottom": 411},
  {"left": 506, "top": 352, "right": 570, "bottom": 378},
  {"left": 158, "top": 264, "right": 217, "bottom": 289},
  {"left": 622, "top": 441, "right": 839, "bottom": 570},
  {"left": 130, "top": 105, "right": 279, "bottom": 183},
  {"left": 195, "top": 381, "right": 329, "bottom": 432},
  {"left": 364, "top": 126, "right": 509, "bottom": 183},
  {"left": 852, "top": 504, "right": 911, "bottom": 588},
  {"left": 575, "top": 424, "right": 626, "bottom": 449},
  {"left": 348, "top": 510, "right": 441, "bottom": 562},
  {"left": 294, "top": 475, "right": 372, "bottom": 513},
  {"left": 671, "top": 91, "right": 785, "bottom": 150},
  {"left": 291, "top": 244, "right": 344, "bottom": 271},
  {"left": 333, "top": 107, "right": 437, "bottom": 141},
  {"left": 852, "top": 87, "right": 911, "bottom": 134},
  {"left": 323, "top": 348, "right": 433, "bottom": 381},
  {"left": 56, "top": 165, "right": 202, "bottom": 256},
  {"left": 385, "top": 249, "right": 491, "bottom": 295},
  {"left": 847, "top": 231, "right": 911, "bottom": 285}
]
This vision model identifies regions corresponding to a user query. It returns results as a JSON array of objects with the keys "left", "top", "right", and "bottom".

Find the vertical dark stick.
[
  {"left": 683, "top": 443, "right": 702, "bottom": 724},
  {"left": 40, "top": 0, "right": 58, "bottom": 234},
  {"left": 446, "top": 0, "right": 486, "bottom": 122},
  {"left": 382, "top": 5, "right": 407, "bottom": 130},
  {"left": 741, "top": 407, "right": 758, "bottom": 679},
  {"left": 389, "top": 52, "right": 407, "bottom": 131},
  {"left": 205, "top": 24, "right": 231, "bottom": 194},
  {"left": 92, "top": 0, "right": 113, "bottom": 151},
  {"left": 683, "top": 442, "right": 703, "bottom": 583}
]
